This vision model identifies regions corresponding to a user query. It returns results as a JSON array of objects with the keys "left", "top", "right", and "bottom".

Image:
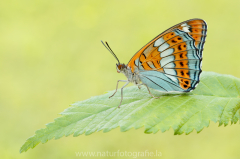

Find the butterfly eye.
[
  {"left": 116, "top": 64, "right": 121, "bottom": 73},
  {"left": 118, "top": 64, "right": 123, "bottom": 70}
]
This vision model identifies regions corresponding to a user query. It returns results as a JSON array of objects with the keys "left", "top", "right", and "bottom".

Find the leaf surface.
[{"left": 20, "top": 72, "right": 240, "bottom": 153}]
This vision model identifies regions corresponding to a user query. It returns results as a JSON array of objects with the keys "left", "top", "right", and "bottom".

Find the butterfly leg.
[
  {"left": 143, "top": 84, "right": 160, "bottom": 99},
  {"left": 118, "top": 81, "right": 130, "bottom": 108},
  {"left": 109, "top": 80, "right": 128, "bottom": 99}
]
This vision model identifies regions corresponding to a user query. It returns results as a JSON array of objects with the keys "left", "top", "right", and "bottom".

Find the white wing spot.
[
  {"left": 161, "top": 48, "right": 174, "bottom": 57},
  {"left": 158, "top": 42, "right": 169, "bottom": 52},
  {"left": 181, "top": 23, "right": 190, "bottom": 33},
  {"left": 154, "top": 37, "right": 165, "bottom": 47},
  {"left": 164, "top": 62, "right": 175, "bottom": 68},
  {"left": 160, "top": 56, "right": 174, "bottom": 66}
]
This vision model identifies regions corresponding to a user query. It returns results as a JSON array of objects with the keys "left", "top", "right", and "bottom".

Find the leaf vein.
[
  {"left": 147, "top": 97, "right": 194, "bottom": 130},
  {"left": 214, "top": 76, "right": 232, "bottom": 97},
  {"left": 219, "top": 98, "right": 232, "bottom": 125},
  {"left": 174, "top": 97, "right": 217, "bottom": 134}
]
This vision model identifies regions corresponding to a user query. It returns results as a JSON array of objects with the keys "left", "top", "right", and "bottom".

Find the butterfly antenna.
[{"left": 101, "top": 40, "right": 120, "bottom": 64}]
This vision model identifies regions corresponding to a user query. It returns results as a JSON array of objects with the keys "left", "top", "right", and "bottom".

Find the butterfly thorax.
[{"left": 116, "top": 63, "right": 141, "bottom": 85}]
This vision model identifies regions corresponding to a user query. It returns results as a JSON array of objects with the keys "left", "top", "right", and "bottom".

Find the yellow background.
[{"left": 1, "top": 0, "right": 240, "bottom": 158}]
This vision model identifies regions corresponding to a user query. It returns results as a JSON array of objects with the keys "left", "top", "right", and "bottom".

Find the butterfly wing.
[{"left": 128, "top": 19, "right": 207, "bottom": 92}]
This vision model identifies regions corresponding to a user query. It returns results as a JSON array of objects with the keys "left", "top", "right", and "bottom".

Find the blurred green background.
[{"left": 1, "top": 0, "right": 240, "bottom": 158}]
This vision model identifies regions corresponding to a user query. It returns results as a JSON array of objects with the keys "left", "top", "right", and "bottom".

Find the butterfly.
[{"left": 102, "top": 19, "right": 207, "bottom": 108}]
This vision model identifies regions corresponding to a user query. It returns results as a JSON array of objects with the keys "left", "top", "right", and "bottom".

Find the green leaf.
[{"left": 20, "top": 71, "right": 240, "bottom": 153}]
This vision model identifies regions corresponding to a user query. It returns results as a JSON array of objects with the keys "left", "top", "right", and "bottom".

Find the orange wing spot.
[
  {"left": 174, "top": 51, "right": 188, "bottom": 61},
  {"left": 189, "top": 24, "right": 203, "bottom": 28},
  {"left": 152, "top": 60, "right": 161, "bottom": 68},
  {"left": 179, "top": 78, "right": 191, "bottom": 90},
  {"left": 142, "top": 63, "right": 153, "bottom": 70},
  {"left": 140, "top": 43, "right": 162, "bottom": 69},
  {"left": 177, "top": 69, "right": 190, "bottom": 78},
  {"left": 171, "top": 42, "right": 187, "bottom": 53},
  {"left": 189, "top": 33, "right": 203, "bottom": 47},
  {"left": 190, "top": 28, "right": 204, "bottom": 34},
  {"left": 176, "top": 69, "right": 190, "bottom": 89},
  {"left": 187, "top": 20, "right": 205, "bottom": 25},
  {"left": 141, "top": 54, "right": 163, "bottom": 71},
  {"left": 145, "top": 47, "right": 160, "bottom": 62},
  {"left": 139, "top": 54, "right": 146, "bottom": 63},
  {"left": 152, "top": 59, "right": 164, "bottom": 72},
  {"left": 140, "top": 43, "right": 164, "bottom": 71},
  {"left": 163, "top": 32, "right": 176, "bottom": 41},
  {"left": 195, "top": 41, "right": 200, "bottom": 48},
  {"left": 165, "top": 35, "right": 184, "bottom": 47},
  {"left": 174, "top": 60, "right": 189, "bottom": 69},
  {"left": 189, "top": 33, "right": 202, "bottom": 41},
  {"left": 140, "top": 54, "right": 152, "bottom": 70}
]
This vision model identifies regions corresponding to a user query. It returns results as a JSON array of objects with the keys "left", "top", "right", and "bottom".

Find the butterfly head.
[{"left": 116, "top": 63, "right": 126, "bottom": 73}]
